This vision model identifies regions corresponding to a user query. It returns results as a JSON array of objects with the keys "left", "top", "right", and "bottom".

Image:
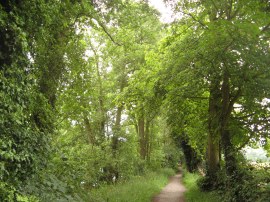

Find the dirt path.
[{"left": 152, "top": 169, "right": 186, "bottom": 202}]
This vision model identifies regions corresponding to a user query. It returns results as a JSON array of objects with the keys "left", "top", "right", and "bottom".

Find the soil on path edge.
[{"left": 152, "top": 169, "right": 186, "bottom": 202}]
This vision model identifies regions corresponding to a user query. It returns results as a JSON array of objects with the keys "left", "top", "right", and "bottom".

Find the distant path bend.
[{"left": 152, "top": 168, "right": 186, "bottom": 202}]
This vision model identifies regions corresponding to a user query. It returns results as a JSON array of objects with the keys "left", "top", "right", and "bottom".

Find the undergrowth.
[
  {"left": 214, "top": 164, "right": 270, "bottom": 202},
  {"left": 188, "top": 163, "right": 270, "bottom": 202},
  {"left": 88, "top": 168, "right": 175, "bottom": 202},
  {"left": 182, "top": 171, "right": 220, "bottom": 202}
]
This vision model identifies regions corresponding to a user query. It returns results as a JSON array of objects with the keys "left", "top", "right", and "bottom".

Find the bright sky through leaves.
[{"left": 149, "top": 0, "right": 174, "bottom": 23}]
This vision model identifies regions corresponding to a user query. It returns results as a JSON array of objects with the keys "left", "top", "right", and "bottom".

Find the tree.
[
  {"left": 52, "top": 0, "right": 167, "bottom": 188},
  {"left": 0, "top": 0, "right": 103, "bottom": 199},
  {"left": 159, "top": 0, "right": 270, "bottom": 188},
  {"left": 104, "top": 0, "right": 162, "bottom": 160},
  {"left": 0, "top": 0, "right": 60, "bottom": 199}
]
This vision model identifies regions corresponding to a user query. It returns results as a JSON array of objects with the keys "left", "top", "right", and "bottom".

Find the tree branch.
[
  {"left": 181, "top": 11, "right": 208, "bottom": 29},
  {"left": 226, "top": 88, "right": 242, "bottom": 119},
  {"left": 234, "top": 112, "right": 256, "bottom": 120},
  {"left": 95, "top": 19, "right": 122, "bottom": 46}
]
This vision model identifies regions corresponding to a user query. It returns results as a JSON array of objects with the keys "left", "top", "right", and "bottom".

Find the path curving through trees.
[{"left": 152, "top": 168, "right": 186, "bottom": 202}]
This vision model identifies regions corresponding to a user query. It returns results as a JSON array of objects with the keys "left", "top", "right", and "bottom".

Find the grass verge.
[
  {"left": 182, "top": 171, "right": 220, "bottom": 202},
  {"left": 89, "top": 168, "right": 175, "bottom": 202}
]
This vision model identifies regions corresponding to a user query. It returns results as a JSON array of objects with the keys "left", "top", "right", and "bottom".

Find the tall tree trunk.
[
  {"left": 110, "top": 76, "right": 126, "bottom": 183},
  {"left": 206, "top": 134, "right": 220, "bottom": 175},
  {"left": 83, "top": 115, "right": 95, "bottom": 145},
  {"left": 111, "top": 74, "right": 126, "bottom": 153},
  {"left": 138, "top": 115, "right": 146, "bottom": 159},
  {"left": 221, "top": 130, "right": 237, "bottom": 176},
  {"left": 207, "top": 83, "right": 221, "bottom": 178},
  {"left": 220, "top": 68, "right": 239, "bottom": 178},
  {"left": 137, "top": 114, "right": 151, "bottom": 160},
  {"left": 93, "top": 45, "right": 106, "bottom": 140},
  {"left": 205, "top": 0, "right": 223, "bottom": 181},
  {"left": 112, "top": 105, "right": 123, "bottom": 152},
  {"left": 181, "top": 138, "right": 200, "bottom": 172},
  {"left": 145, "top": 120, "right": 150, "bottom": 161}
]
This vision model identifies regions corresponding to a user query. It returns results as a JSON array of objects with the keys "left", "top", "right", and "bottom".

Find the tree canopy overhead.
[{"left": 0, "top": 0, "right": 269, "bottom": 201}]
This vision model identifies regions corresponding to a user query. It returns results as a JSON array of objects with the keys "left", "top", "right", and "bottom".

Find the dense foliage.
[{"left": 1, "top": 0, "right": 269, "bottom": 201}]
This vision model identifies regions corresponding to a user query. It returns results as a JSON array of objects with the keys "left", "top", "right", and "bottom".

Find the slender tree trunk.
[
  {"left": 112, "top": 105, "right": 123, "bottom": 152},
  {"left": 137, "top": 114, "right": 151, "bottom": 160},
  {"left": 138, "top": 115, "right": 146, "bottom": 159},
  {"left": 109, "top": 75, "right": 126, "bottom": 183},
  {"left": 145, "top": 120, "right": 150, "bottom": 161},
  {"left": 98, "top": 96, "right": 106, "bottom": 136},
  {"left": 83, "top": 116, "right": 95, "bottom": 145},
  {"left": 111, "top": 74, "right": 126, "bottom": 153},
  {"left": 93, "top": 47, "right": 106, "bottom": 140}
]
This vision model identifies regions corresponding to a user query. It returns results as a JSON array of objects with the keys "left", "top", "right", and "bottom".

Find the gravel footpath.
[{"left": 152, "top": 169, "right": 186, "bottom": 202}]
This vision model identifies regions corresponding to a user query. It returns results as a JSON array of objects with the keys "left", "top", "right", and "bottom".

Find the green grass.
[
  {"left": 89, "top": 168, "right": 175, "bottom": 202},
  {"left": 182, "top": 172, "right": 220, "bottom": 202}
]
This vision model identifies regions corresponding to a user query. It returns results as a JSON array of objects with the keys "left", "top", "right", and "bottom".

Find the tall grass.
[
  {"left": 89, "top": 168, "right": 175, "bottom": 202},
  {"left": 182, "top": 171, "right": 220, "bottom": 202}
]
